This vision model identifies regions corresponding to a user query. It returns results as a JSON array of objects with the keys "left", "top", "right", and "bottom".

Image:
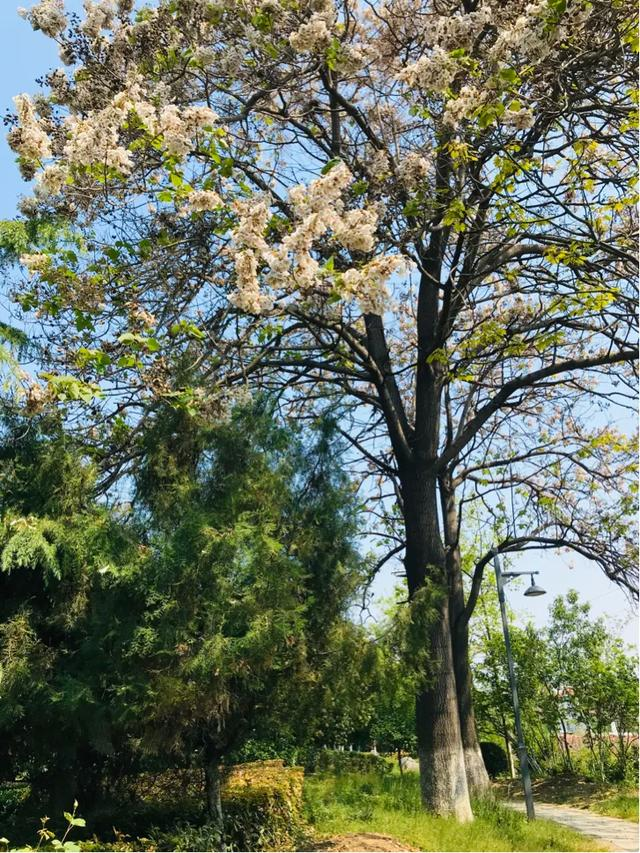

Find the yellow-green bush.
[{"left": 221, "top": 759, "right": 304, "bottom": 851}]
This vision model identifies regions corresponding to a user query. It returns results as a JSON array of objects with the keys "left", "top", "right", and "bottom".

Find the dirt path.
[
  {"left": 507, "top": 801, "right": 639, "bottom": 851},
  {"left": 303, "top": 832, "right": 415, "bottom": 851}
]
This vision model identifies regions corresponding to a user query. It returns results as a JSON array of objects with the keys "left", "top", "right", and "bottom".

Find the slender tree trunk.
[
  {"left": 504, "top": 723, "right": 516, "bottom": 779},
  {"left": 204, "top": 747, "right": 225, "bottom": 849},
  {"left": 441, "top": 476, "right": 490, "bottom": 795},
  {"left": 402, "top": 469, "right": 473, "bottom": 822},
  {"left": 559, "top": 717, "right": 574, "bottom": 772}
]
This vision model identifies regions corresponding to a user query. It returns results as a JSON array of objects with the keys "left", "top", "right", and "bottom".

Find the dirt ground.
[
  {"left": 303, "top": 832, "right": 415, "bottom": 851},
  {"left": 493, "top": 776, "right": 638, "bottom": 811}
]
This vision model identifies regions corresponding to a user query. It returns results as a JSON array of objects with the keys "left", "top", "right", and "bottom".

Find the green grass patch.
[
  {"left": 590, "top": 792, "right": 638, "bottom": 821},
  {"left": 304, "top": 772, "right": 607, "bottom": 851}
]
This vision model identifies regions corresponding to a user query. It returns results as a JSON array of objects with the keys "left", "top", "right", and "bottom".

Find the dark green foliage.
[
  {"left": 0, "top": 400, "right": 366, "bottom": 834},
  {"left": 479, "top": 742, "right": 508, "bottom": 779},
  {"left": 309, "top": 750, "right": 391, "bottom": 776}
]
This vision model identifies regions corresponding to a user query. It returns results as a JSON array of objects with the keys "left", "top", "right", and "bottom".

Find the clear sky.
[{"left": 1, "top": 3, "right": 638, "bottom": 649}]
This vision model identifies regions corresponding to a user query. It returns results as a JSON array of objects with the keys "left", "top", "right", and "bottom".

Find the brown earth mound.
[{"left": 304, "top": 832, "right": 417, "bottom": 851}]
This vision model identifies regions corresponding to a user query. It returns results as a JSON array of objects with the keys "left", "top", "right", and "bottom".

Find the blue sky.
[{"left": 0, "top": 3, "right": 637, "bottom": 648}]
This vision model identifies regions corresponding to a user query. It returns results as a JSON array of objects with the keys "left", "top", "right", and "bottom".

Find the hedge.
[{"left": 221, "top": 759, "right": 305, "bottom": 851}]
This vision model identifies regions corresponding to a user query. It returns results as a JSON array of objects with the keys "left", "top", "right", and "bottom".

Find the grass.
[
  {"left": 590, "top": 792, "right": 639, "bottom": 821},
  {"left": 494, "top": 775, "right": 639, "bottom": 822},
  {"left": 303, "top": 772, "right": 608, "bottom": 851}
]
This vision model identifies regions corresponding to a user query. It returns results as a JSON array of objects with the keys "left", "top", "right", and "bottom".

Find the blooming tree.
[{"left": 7, "top": 0, "right": 638, "bottom": 819}]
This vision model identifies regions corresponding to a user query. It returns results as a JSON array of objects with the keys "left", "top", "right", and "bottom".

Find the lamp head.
[{"left": 524, "top": 574, "right": 546, "bottom": 597}]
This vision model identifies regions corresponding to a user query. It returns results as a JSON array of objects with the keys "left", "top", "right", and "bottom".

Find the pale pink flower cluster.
[
  {"left": 502, "top": 107, "right": 535, "bottom": 130},
  {"left": 289, "top": 13, "right": 332, "bottom": 53},
  {"left": 396, "top": 46, "right": 459, "bottom": 93},
  {"left": 11, "top": 94, "right": 52, "bottom": 162},
  {"left": 64, "top": 113, "right": 133, "bottom": 174},
  {"left": 158, "top": 105, "right": 218, "bottom": 156},
  {"left": 80, "top": 0, "right": 117, "bottom": 39},
  {"left": 35, "top": 162, "right": 69, "bottom": 196},
  {"left": 341, "top": 255, "right": 409, "bottom": 315},
  {"left": 183, "top": 189, "right": 223, "bottom": 213},
  {"left": 489, "top": 1, "right": 591, "bottom": 63},
  {"left": 397, "top": 151, "right": 431, "bottom": 189},
  {"left": 20, "top": 253, "right": 52, "bottom": 274},
  {"left": 18, "top": 0, "right": 67, "bottom": 37},
  {"left": 443, "top": 85, "right": 487, "bottom": 127},
  {"left": 230, "top": 163, "right": 407, "bottom": 316},
  {"left": 432, "top": 5, "right": 493, "bottom": 51}
]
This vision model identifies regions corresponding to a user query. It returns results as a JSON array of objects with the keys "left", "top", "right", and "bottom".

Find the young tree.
[
  {"left": 471, "top": 587, "right": 639, "bottom": 781},
  {"left": 8, "top": 0, "right": 638, "bottom": 818},
  {"left": 0, "top": 399, "right": 366, "bottom": 828},
  {"left": 126, "top": 401, "right": 365, "bottom": 825},
  {"left": 0, "top": 408, "right": 140, "bottom": 812}
]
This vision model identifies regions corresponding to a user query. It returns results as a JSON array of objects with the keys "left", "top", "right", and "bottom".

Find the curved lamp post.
[{"left": 491, "top": 549, "right": 546, "bottom": 820}]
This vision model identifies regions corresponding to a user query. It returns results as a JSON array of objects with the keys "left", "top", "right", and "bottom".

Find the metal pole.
[{"left": 492, "top": 549, "right": 536, "bottom": 820}]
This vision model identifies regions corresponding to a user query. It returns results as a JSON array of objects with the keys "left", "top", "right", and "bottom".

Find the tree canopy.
[{"left": 5, "top": 0, "right": 638, "bottom": 819}]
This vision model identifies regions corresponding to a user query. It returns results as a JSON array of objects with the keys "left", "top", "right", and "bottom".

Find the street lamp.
[{"left": 491, "top": 550, "right": 546, "bottom": 821}]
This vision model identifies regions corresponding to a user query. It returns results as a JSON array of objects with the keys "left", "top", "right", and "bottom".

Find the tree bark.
[
  {"left": 451, "top": 619, "right": 491, "bottom": 794},
  {"left": 441, "top": 476, "right": 490, "bottom": 795},
  {"left": 204, "top": 747, "right": 225, "bottom": 848},
  {"left": 402, "top": 469, "right": 473, "bottom": 822}
]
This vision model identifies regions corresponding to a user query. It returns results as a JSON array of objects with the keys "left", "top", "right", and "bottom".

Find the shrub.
[
  {"left": 0, "top": 784, "right": 30, "bottom": 820},
  {"left": 308, "top": 750, "right": 391, "bottom": 776},
  {"left": 221, "top": 760, "right": 304, "bottom": 851},
  {"left": 480, "top": 742, "right": 509, "bottom": 779}
]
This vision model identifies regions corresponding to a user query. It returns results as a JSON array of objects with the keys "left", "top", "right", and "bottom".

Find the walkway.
[{"left": 507, "top": 801, "right": 639, "bottom": 852}]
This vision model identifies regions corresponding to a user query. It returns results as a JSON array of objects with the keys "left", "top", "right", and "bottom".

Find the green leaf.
[{"left": 321, "top": 158, "right": 342, "bottom": 175}]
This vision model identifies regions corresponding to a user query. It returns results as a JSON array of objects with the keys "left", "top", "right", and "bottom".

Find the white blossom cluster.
[
  {"left": 20, "top": 252, "right": 52, "bottom": 274},
  {"left": 36, "top": 162, "right": 69, "bottom": 196},
  {"left": 393, "top": 0, "right": 593, "bottom": 132},
  {"left": 289, "top": 13, "right": 332, "bottom": 52},
  {"left": 431, "top": 5, "right": 493, "bottom": 51},
  {"left": 442, "top": 85, "right": 487, "bottom": 127},
  {"left": 502, "top": 106, "right": 535, "bottom": 130},
  {"left": 81, "top": 0, "right": 117, "bottom": 39},
  {"left": 9, "top": 70, "right": 219, "bottom": 187},
  {"left": 490, "top": 0, "right": 592, "bottom": 63},
  {"left": 157, "top": 105, "right": 218, "bottom": 156},
  {"left": 397, "top": 151, "right": 432, "bottom": 189},
  {"left": 229, "top": 162, "right": 408, "bottom": 316},
  {"left": 18, "top": 0, "right": 67, "bottom": 37},
  {"left": 10, "top": 94, "right": 52, "bottom": 162},
  {"left": 182, "top": 190, "right": 223, "bottom": 214},
  {"left": 396, "top": 46, "right": 459, "bottom": 93}
]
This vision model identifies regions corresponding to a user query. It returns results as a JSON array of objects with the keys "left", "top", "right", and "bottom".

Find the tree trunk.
[
  {"left": 204, "top": 747, "right": 225, "bottom": 848},
  {"left": 441, "top": 476, "right": 490, "bottom": 795},
  {"left": 504, "top": 723, "right": 516, "bottom": 779},
  {"left": 402, "top": 470, "right": 473, "bottom": 821},
  {"left": 451, "top": 622, "right": 491, "bottom": 794}
]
